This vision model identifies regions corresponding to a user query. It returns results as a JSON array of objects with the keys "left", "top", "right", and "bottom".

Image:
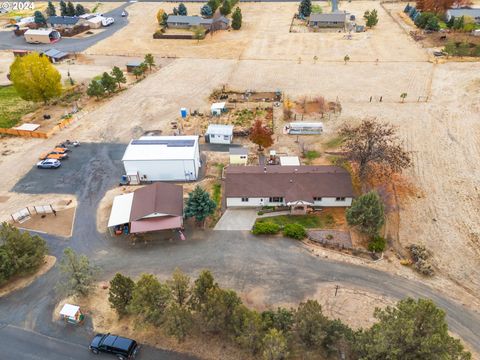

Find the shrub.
[
  {"left": 408, "top": 244, "right": 434, "bottom": 276},
  {"left": 252, "top": 222, "right": 280, "bottom": 235},
  {"left": 283, "top": 223, "right": 307, "bottom": 240},
  {"left": 368, "top": 235, "right": 386, "bottom": 252}
]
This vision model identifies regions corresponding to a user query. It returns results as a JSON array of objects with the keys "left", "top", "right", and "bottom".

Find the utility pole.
[{"left": 335, "top": 284, "right": 339, "bottom": 297}]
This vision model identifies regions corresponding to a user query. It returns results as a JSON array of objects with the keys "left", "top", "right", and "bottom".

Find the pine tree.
[
  {"left": 262, "top": 329, "right": 289, "bottom": 360},
  {"left": 75, "top": 4, "right": 86, "bottom": 16},
  {"left": 184, "top": 186, "right": 217, "bottom": 227},
  {"left": 220, "top": 0, "right": 232, "bottom": 16},
  {"left": 33, "top": 11, "right": 47, "bottom": 25},
  {"left": 346, "top": 191, "right": 385, "bottom": 236},
  {"left": 232, "top": 7, "right": 242, "bottom": 30},
  {"left": 144, "top": 53, "right": 155, "bottom": 70},
  {"left": 59, "top": 0, "right": 67, "bottom": 16},
  {"left": 298, "top": 0, "right": 312, "bottom": 18},
  {"left": 46, "top": 1, "right": 56, "bottom": 17},
  {"left": 207, "top": 0, "right": 221, "bottom": 13},
  {"left": 66, "top": 1, "right": 75, "bottom": 16},
  {"left": 110, "top": 66, "right": 126, "bottom": 89},
  {"left": 58, "top": 248, "right": 97, "bottom": 296},
  {"left": 87, "top": 79, "right": 105, "bottom": 99},
  {"left": 100, "top": 72, "right": 117, "bottom": 94},
  {"left": 178, "top": 3, "right": 187, "bottom": 16},
  {"left": 109, "top": 273, "right": 135, "bottom": 317},
  {"left": 363, "top": 9, "right": 379, "bottom": 28},
  {"left": 201, "top": 4, "right": 213, "bottom": 18}
]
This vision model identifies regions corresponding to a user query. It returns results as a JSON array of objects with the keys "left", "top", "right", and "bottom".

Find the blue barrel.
[{"left": 180, "top": 108, "right": 188, "bottom": 118}]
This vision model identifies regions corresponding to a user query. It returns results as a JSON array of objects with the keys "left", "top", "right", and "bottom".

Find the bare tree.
[{"left": 340, "top": 119, "right": 411, "bottom": 183}]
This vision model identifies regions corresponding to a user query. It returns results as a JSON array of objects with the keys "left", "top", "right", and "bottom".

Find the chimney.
[{"left": 332, "top": 0, "right": 338, "bottom": 12}]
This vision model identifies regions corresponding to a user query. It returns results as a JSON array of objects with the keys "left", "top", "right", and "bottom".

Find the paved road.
[
  {"left": 1, "top": 142, "right": 480, "bottom": 357},
  {"left": 0, "top": 3, "right": 130, "bottom": 52}
]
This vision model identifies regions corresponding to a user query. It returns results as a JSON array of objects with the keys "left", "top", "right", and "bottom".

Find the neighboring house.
[
  {"left": 308, "top": 12, "right": 347, "bottom": 28},
  {"left": 446, "top": 8, "right": 480, "bottom": 23},
  {"left": 107, "top": 182, "right": 184, "bottom": 234},
  {"left": 211, "top": 102, "right": 226, "bottom": 116},
  {"left": 42, "top": 48, "right": 69, "bottom": 63},
  {"left": 224, "top": 165, "right": 354, "bottom": 214},
  {"left": 122, "top": 136, "right": 201, "bottom": 182},
  {"left": 205, "top": 124, "right": 234, "bottom": 144},
  {"left": 229, "top": 147, "right": 248, "bottom": 165},
  {"left": 24, "top": 29, "right": 61, "bottom": 44},
  {"left": 126, "top": 60, "right": 143, "bottom": 73},
  {"left": 166, "top": 15, "right": 230, "bottom": 30},
  {"left": 48, "top": 16, "right": 81, "bottom": 28}
]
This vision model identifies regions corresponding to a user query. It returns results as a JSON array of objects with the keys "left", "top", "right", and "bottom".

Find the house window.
[
  {"left": 224, "top": 135, "right": 229, "bottom": 140},
  {"left": 269, "top": 197, "right": 283, "bottom": 203},
  {"left": 313, "top": 197, "right": 322, "bottom": 202},
  {"left": 335, "top": 197, "right": 346, "bottom": 201},
  {"left": 241, "top": 197, "right": 249, "bottom": 202},
  {"left": 240, "top": 155, "right": 246, "bottom": 159}
]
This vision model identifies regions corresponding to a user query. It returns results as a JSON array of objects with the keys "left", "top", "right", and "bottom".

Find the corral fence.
[
  {"left": 153, "top": 29, "right": 210, "bottom": 40},
  {"left": 10, "top": 205, "right": 55, "bottom": 223}
]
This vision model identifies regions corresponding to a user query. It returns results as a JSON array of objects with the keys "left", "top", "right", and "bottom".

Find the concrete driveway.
[{"left": 214, "top": 209, "right": 258, "bottom": 230}]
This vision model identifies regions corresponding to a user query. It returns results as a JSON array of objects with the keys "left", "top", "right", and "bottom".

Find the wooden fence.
[{"left": 0, "top": 115, "right": 76, "bottom": 139}]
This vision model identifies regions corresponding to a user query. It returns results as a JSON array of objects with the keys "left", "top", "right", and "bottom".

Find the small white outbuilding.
[
  {"left": 122, "top": 136, "right": 201, "bottom": 182},
  {"left": 205, "top": 124, "right": 234, "bottom": 144},
  {"left": 211, "top": 102, "right": 226, "bottom": 116}
]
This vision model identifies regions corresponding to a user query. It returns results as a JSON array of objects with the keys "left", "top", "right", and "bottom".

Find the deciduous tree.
[
  {"left": 128, "top": 274, "right": 172, "bottom": 326},
  {"left": 232, "top": 7, "right": 242, "bottom": 30},
  {"left": 346, "top": 191, "right": 385, "bottom": 237},
  {"left": 156, "top": 8, "right": 165, "bottom": 24},
  {"left": 192, "top": 25, "right": 206, "bottom": 42},
  {"left": 340, "top": 119, "right": 411, "bottom": 183},
  {"left": 249, "top": 119, "right": 274, "bottom": 150},
  {"left": 101, "top": 72, "right": 117, "bottom": 94},
  {"left": 354, "top": 298, "right": 472, "bottom": 359},
  {"left": 144, "top": 53, "right": 155, "bottom": 70},
  {"left": 344, "top": 54, "right": 350, "bottom": 64},
  {"left": 110, "top": 66, "right": 126, "bottom": 89},
  {"left": 363, "top": 9, "right": 379, "bottom": 28},
  {"left": 184, "top": 186, "right": 217, "bottom": 227},
  {"left": 9, "top": 52, "right": 62, "bottom": 103},
  {"left": 109, "top": 273, "right": 135, "bottom": 317},
  {"left": 400, "top": 92, "right": 408, "bottom": 102},
  {"left": 58, "top": 247, "right": 97, "bottom": 296}
]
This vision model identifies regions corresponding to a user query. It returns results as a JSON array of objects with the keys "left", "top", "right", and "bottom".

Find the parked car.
[
  {"left": 121, "top": 11, "right": 127, "bottom": 17},
  {"left": 102, "top": 17, "right": 115, "bottom": 26},
  {"left": 37, "top": 159, "right": 61, "bottom": 169},
  {"left": 39, "top": 151, "right": 69, "bottom": 160},
  {"left": 53, "top": 146, "right": 69, "bottom": 153},
  {"left": 90, "top": 333, "right": 139, "bottom": 360}
]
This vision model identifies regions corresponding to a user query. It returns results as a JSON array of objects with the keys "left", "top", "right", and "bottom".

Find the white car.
[
  {"left": 37, "top": 159, "right": 61, "bottom": 169},
  {"left": 102, "top": 17, "right": 115, "bottom": 27}
]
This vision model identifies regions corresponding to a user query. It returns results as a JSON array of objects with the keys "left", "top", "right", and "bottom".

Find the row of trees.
[
  {"left": 106, "top": 269, "right": 471, "bottom": 359},
  {"left": 46, "top": 0, "right": 86, "bottom": 18},
  {"left": 416, "top": 0, "right": 470, "bottom": 14},
  {"left": 0, "top": 223, "right": 48, "bottom": 285}
]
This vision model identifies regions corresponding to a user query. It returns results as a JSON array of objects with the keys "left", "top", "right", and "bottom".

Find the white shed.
[
  {"left": 280, "top": 156, "right": 300, "bottom": 166},
  {"left": 205, "top": 124, "right": 234, "bottom": 144},
  {"left": 24, "top": 28, "right": 61, "bottom": 44},
  {"left": 122, "top": 136, "right": 201, "bottom": 182},
  {"left": 211, "top": 102, "right": 226, "bottom": 116}
]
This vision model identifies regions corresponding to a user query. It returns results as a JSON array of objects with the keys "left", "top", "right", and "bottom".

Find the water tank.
[{"left": 180, "top": 108, "right": 188, "bottom": 118}]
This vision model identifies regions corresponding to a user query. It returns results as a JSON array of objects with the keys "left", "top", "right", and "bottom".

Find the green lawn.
[
  {"left": 256, "top": 213, "right": 335, "bottom": 229},
  {"left": 0, "top": 86, "right": 38, "bottom": 128}
]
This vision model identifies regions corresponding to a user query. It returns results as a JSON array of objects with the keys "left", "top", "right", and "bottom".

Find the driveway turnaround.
[
  {"left": 0, "top": 3, "right": 130, "bottom": 52},
  {"left": 214, "top": 209, "right": 258, "bottom": 230}
]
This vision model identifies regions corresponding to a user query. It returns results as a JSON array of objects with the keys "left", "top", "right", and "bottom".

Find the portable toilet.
[{"left": 180, "top": 108, "right": 188, "bottom": 118}]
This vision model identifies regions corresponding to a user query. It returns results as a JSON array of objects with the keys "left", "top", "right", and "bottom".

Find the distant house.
[
  {"left": 126, "top": 60, "right": 143, "bottom": 73},
  {"left": 48, "top": 16, "right": 81, "bottom": 28},
  {"left": 229, "top": 147, "right": 248, "bottom": 165},
  {"left": 211, "top": 102, "right": 226, "bottom": 116},
  {"left": 107, "top": 182, "right": 184, "bottom": 234},
  {"left": 224, "top": 165, "right": 354, "bottom": 214},
  {"left": 42, "top": 48, "right": 69, "bottom": 63},
  {"left": 166, "top": 15, "right": 230, "bottom": 30},
  {"left": 205, "top": 124, "right": 234, "bottom": 144},
  {"left": 308, "top": 12, "right": 347, "bottom": 28},
  {"left": 122, "top": 136, "right": 201, "bottom": 182},
  {"left": 446, "top": 8, "right": 480, "bottom": 24}
]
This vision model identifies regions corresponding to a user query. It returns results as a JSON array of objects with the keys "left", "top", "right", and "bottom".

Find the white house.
[
  {"left": 211, "top": 102, "right": 226, "bottom": 116},
  {"left": 224, "top": 165, "right": 354, "bottom": 213},
  {"left": 205, "top": 124, "right": 234, "bottom": 144},
  {"left": 122, "top": 136, "right": 201, "bottom": 182}
]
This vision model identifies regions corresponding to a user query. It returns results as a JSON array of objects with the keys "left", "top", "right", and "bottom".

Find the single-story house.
[
  {"left": 42, "top": 48, "right": 69, "bottom": 63},
  {"left": 446, "top": 8, "right": 480, "bottom": 23},
  {"left": 166, "top": 15, "right": 230, "bottom": 30},
  {"left": 229, "top": 147, "right": 248, "bottom": 165},
  {"left": 24, "top": 28, "right": 61, "bottom": 44},
  {"left": 308, "top": 12, "right": 347, "bottom": 28},
  {"left": 224, "top": 165, "right": 354, "bottom": 213},
  {"left": 48, "top": 16, "right": 81, "bottom": 28},
  {"left": 107, "top": 182, "right": 184, "bottom": 234},
  {"left": 122, "top": 136, "right": 201, "bottom": 182},
  {"left": 211, "top": 102, "right": 226, "bottom": 116},
  {"left": 280, "top": 156, "right": 300, "bottom": 166},
  {"left": 205, "top": 124, "right": 234, "bottom": 144},
  {"left": 126, "top": 60, "right": 143, "bottom": 73}
]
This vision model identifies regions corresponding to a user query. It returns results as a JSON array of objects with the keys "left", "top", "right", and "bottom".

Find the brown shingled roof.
[
  {"left": 224, "top": 165, "right": 354, "bottom": 202},
  {"left": 130, "top": 182, "right": 183, "bottom": 221}
]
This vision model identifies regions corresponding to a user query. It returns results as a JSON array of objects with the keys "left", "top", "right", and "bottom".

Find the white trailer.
[
  {"left": 122, "top": 136, "right": 201, "bottom": 182},
  {"left": 24, "top": 28, "right": 61, "bottom": 44},
  {"left": 285, "top": 122, "right": 323, "bottom": 135}
]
